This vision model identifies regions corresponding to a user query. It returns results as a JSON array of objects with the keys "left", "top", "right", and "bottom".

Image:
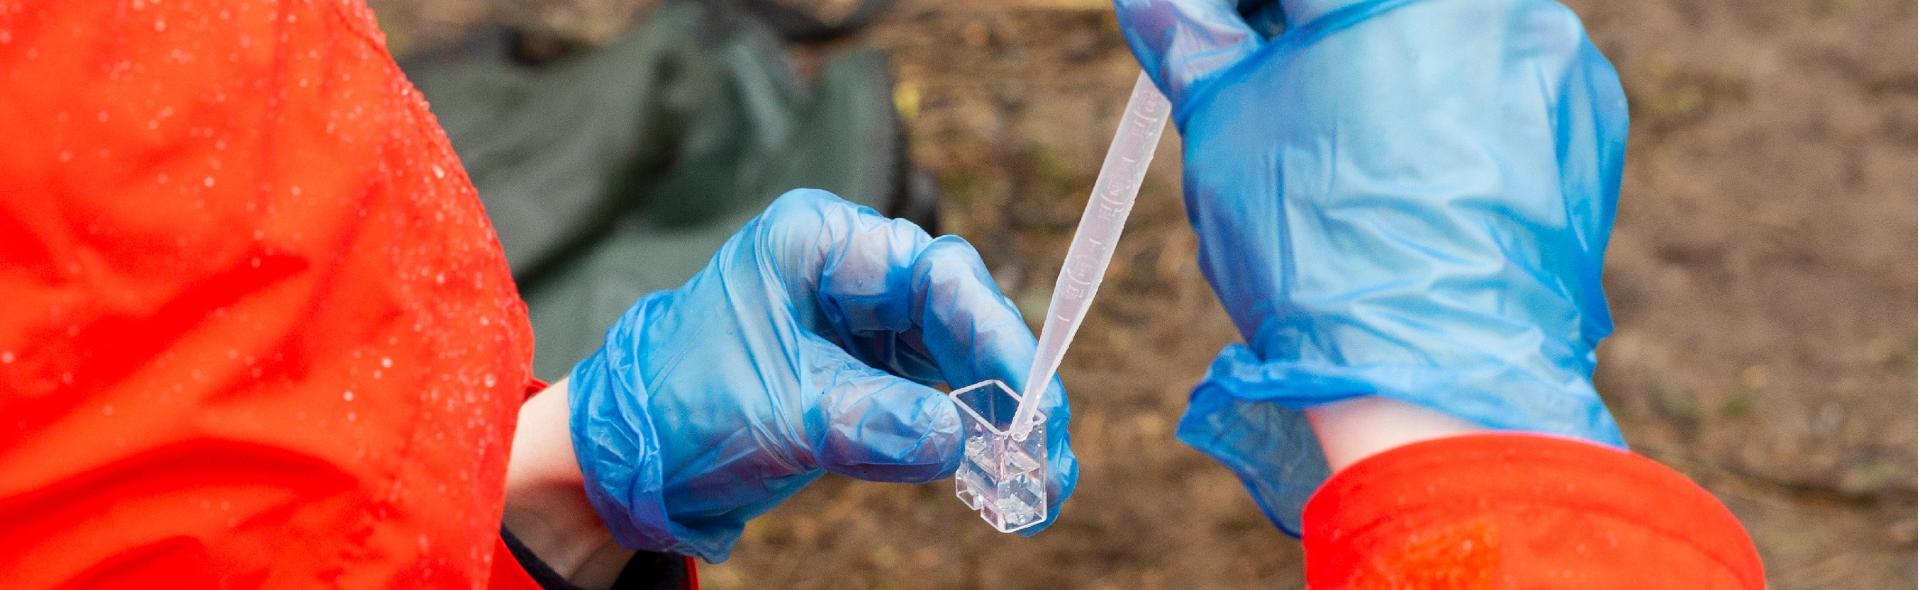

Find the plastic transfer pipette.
[{"left": 1009, "top": 73, "right": 1170, "bottom": 440}]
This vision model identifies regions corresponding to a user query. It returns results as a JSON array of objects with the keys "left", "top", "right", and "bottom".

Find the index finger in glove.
[
  {"left": 757, "top": 189, "right": 947, "bottom": 380},
  {"left": 765, "top": 189, "right": 1040, "bottom": 393}
]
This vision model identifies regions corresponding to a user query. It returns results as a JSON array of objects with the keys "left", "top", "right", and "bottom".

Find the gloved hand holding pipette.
[
  {"left": 1095, "top": 2, "right": 1764, "bottom": 586},
  {"left": 1114, "top": 0, "right": 1629, "bottom": 533}
]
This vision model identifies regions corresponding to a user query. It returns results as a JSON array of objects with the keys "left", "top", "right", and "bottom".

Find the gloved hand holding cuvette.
[{"left": 568, "top": 190, "right": 1079, "bottom": 561}]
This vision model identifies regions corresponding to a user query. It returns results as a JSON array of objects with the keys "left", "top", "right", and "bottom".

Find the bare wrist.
[
  {"left": 503, "top": 378, "right": 633, "bottom": 588},
  {"left": 1304, "top": 396, "right": 1484, "bottom": 472}
]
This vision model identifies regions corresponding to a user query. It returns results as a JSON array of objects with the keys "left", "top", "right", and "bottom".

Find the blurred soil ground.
[{"left": 371, "top": 1, "right": 1918, "bottom": 587}]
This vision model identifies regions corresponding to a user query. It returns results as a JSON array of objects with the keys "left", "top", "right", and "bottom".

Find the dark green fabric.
[{"left": 405, "top": 3, "right": 915, "bottom": 379}]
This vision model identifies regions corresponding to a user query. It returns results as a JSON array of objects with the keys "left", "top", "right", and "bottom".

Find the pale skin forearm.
[
  {"left": 503, "top": 378, "right": 635, "bottom": 589},
  {"left": 1305, "top": 397, "right": 1485, "bottom": 472}
]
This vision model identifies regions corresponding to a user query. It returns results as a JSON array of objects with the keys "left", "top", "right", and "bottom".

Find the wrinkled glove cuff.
[
  {"left": 1176, "top": 358, "right": 1328, "bottom": 537},
  {"left": 569, "top": 297, "right": 731, "bottom": 563}
]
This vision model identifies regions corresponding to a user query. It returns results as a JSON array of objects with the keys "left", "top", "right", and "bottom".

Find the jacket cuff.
[{"left": 1301, "top": 433, "right": 1764, "bottom": 589}]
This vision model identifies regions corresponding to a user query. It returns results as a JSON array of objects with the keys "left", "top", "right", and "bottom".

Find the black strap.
[{"left": 500, "top": 527, "right": 692, "bottom": 590}]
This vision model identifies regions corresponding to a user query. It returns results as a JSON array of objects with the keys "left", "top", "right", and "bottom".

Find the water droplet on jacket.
[
  {"left": 343, "top": 390, "right": 354, "bottom": 402},
  {"left": 482, "top": 373, "right": 496, "bottom": 388},
  {"left": 380, "top": 356, "right": 392, "bottom": 368},
  {"left": 0, "top": 351, "right": 13, "bottom": 363},
  {"left": 431, "top": 165, "right": 445, "bottom": 179}
]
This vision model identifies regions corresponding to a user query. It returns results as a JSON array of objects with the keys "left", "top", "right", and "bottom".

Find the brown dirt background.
[{"left": 371, "top": 1, "right": 1919, "bottom": 587}]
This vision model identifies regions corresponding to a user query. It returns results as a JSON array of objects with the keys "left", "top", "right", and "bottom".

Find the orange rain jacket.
[
  {"left": 0, "top": 0, "right": 584, "bottom": 587},
  {"left": 0, "top": 0, "right": 1761, "bottom": 588}
]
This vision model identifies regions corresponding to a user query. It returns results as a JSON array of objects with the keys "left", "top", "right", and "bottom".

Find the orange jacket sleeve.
[
  {"left": 0, "top": 0, "right": 547, "bottom": 586},
  {"left": 1301, "top": 433, "right": 1765, "bottom": 589}
]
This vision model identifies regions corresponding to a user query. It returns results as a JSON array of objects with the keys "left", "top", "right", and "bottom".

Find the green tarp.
[{"left": 406, "top": 2, "right": 929, "bottom": 378}]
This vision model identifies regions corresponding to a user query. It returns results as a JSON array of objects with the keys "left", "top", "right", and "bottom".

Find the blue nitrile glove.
[
  {"left": 1114, "top": 0, "right": 1630, "bottom": 534},
  {"left": 568, "top": 190, "right": 1078, "bottom": 562}
]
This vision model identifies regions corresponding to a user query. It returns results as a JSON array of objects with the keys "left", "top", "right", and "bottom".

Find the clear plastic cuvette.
[{"left": 949, "top": 380, "right": 1047, "bottom": 533}]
